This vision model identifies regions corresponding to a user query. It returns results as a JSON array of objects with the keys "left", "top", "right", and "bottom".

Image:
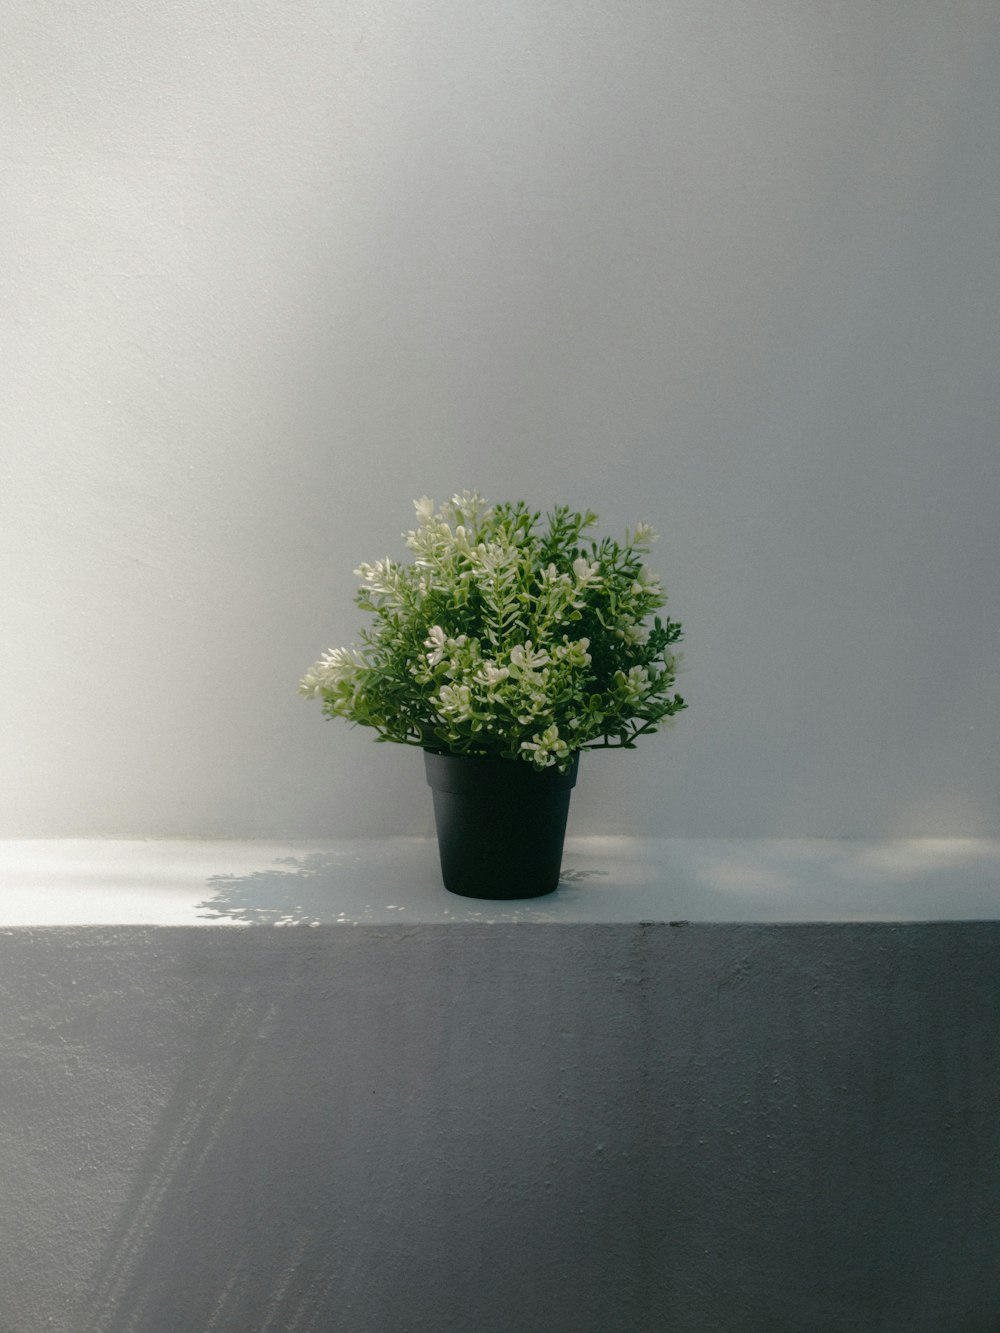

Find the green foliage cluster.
[{"left": 301, "top": 491, "right": 686, "bottom": 772}]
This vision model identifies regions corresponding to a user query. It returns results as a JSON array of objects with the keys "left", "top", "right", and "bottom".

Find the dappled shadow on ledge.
[
  {"left": 197, "top": 851, "right": 362, "bottom": 927},
  {"left": 196, "top": 849, "right": 609, "bottom": 927}
]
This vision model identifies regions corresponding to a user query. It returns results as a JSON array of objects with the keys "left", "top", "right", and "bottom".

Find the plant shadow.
[
  {"left": 195, "top": 850, "right": 609, "bottom": 927},
  {"left": 197, "top": 851, "right": 366, "bottom": 927}
]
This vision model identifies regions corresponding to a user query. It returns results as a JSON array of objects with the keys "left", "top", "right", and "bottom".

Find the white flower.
[
  {"left": 298, "top": 647, "right": 360, "bottom": 697},
  {"left": 442, "top": 490, "right": 492, "bottom": 527},
  {"left": 617, "top": 622, "right": 649, "bottom": 646},
  {"left": 437, "top": 682, "right": 473, "bottom": 721},
  {"left": 632, "top": 565, "right": 662, "bottom": 595},
  {"left": 474, "top": 661, "right": 510, "bottom": 688},
  {"left": 353, "top": 558, "right": 401, "bottom": 598},
  {"left": 509, "top": 641, "right": 550, "bottom": 671},
  {"left": 472, "top": 539, "right": 519, "bottom": 576},
  {"left": 452, "top": 524, "right": 473, "bottom": 553},
  {"left": 299, "top": 673, "right": 324, "bottom": 699},
  {"left": 413, "top": 496, "right": 435, "bottom": 524},
  {"left": 550, "top": 636, "right": 592, "bottom": 667},
  {"left": 424, "top": 625, "right": 447, "bottom": 667},
  {"left": 520, "top": 723, "right": 570, "bottom": 767},
  {"left": 633, "top": 521, "right": 657, "bottom": 545},
  {"left": 403, "top": 516, "right": 454, "bottom": 558},
  {"left": 572, "top": 557, "right": 601, "bottom": 585},
  {"left": 617, "top": 664, "right": 650, "bottom": 699},
  {"left": 424, "top": 625, "right": 467, "bottom": 670}
]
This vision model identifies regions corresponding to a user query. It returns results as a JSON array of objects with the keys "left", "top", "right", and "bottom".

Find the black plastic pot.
[{"left": 423, "top": 750, "right": 580, "bottom": 899}]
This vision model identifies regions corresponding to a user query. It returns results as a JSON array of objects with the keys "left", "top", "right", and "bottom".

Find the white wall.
[{"left": 2, "top": 0, "right": 998, "bottom": 838}]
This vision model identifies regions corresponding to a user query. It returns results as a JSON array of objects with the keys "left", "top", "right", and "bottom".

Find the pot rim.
[{"left": 423, "top": 747, "right": 579, "bottom": 793}]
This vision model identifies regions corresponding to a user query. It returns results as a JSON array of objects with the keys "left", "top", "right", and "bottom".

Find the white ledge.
[{"left": 0, "top": 836, "right": 998, "bottom": 927}]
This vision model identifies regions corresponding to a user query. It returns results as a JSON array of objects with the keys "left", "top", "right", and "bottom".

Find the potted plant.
[{"left": 300, "top": 491, "right": 686, "bottom": 899}]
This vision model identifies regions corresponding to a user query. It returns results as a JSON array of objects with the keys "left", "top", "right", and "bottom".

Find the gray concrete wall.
[{"left": 3, "top": 922, "right": 998, "bottom": 1332}]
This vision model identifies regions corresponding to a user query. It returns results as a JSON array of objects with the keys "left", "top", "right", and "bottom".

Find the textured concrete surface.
[{"left": 1, "top": 840, "right": 999, "bottom": 1330}]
